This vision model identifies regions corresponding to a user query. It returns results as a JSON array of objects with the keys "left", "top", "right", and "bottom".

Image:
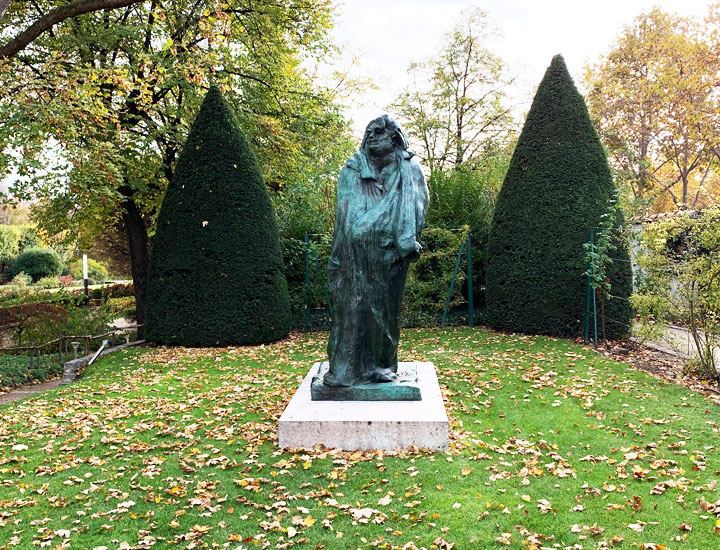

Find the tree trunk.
[
  {"left": 681, "top": 172, "right": 689, "bottom": 210},
  {"left": 638, "top": 136, "right": 649, "bottom": 202},
  {"left": 0, "top": 0, "right": 11, "bottom": 22},
  {"left": 455, "top": 109, "right": 464, "bottom": 170},
  {"left": 120, "top": 193, "right": 150, "bottom": 339}
]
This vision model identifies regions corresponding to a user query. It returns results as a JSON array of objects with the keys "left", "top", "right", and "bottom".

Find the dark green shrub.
[
  {"left": 68, "top": 258, "right": 108, "bottom": 281},
  {"left": 0, "top": 225, "right": 42, "bottom": 282},
  {"left": 0, "top": 225, "right": 20, "bottom": 280},
  {"left": 102, "top": 283, "right": 134, "bottom": 300},
  {"left": 10, "top": 247, "right": 65, "bottom": 282},
  {"left": 0, "top": 354, "right": 62, "bottom": 389},
  {"left": 404, "top": 228, "right": 466, "bottom": 314},
  {"left": 427, "top": 157, "right": 509, "bottom": 306},
  {"left": 0, "top": 226, "right": 19, "bottom": 262},
  {"left": 485, "top": 55, "right": 633, "bottom": 339},
  {"left": 17, "top": 226, "right": 40, "bottom": 252},
  {"left": 280, "top": 236, "right": 332, "bottom": 330},
  {"left": 145, "top": 86, "right": 291, "bottom": 346}
]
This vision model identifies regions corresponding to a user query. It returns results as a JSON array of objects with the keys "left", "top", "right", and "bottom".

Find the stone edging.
[{"left": 60, "top": 340, "right": 145, "bottom": 386}]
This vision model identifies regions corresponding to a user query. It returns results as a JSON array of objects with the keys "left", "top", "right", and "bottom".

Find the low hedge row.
[{"left": 0, "top": 355, "right": 62, "bottom": 389}]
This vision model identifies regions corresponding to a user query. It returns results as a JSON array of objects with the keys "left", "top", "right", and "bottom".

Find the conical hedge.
[
  {"left": 485, "top": 55, "right": 633, "bottom": 339},
  {"left": 145, "top": 86, "right": 291, "bottom": 346}
]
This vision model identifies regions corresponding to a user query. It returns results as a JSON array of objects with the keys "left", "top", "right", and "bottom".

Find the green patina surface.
[
  {"left": 311, "top": 362, "right": 421, "bottom": 400},
  {"left": 324, "top": 115, "right": 429, "bottom": 393}
]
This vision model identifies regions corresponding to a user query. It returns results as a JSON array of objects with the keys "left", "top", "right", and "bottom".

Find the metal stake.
[
  {"left": 304, "top": 234, "right": 311, "bottom": 331},
  {"left": 441, "top": 240, "right": 467, "bottom": 327},
  {"left": 467, "top": 233, "right": 473, "bottom": 327}
]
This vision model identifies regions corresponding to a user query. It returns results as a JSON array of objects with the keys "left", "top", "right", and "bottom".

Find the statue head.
[{"left": 361, "top": 115, "right": 409, "bottom": 158}]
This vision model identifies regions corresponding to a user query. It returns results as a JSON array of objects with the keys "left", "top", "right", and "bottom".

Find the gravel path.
[
  {"left": 641, "top": 325, "right": 720, "bottom": 372},
  {"left": 0, "top": 378, "right": 62, "bottom": 405}
]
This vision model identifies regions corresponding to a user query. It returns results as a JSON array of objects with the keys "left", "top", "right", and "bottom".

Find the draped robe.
[{"left": 324, "top": 149, "right": 429, "bottom": 387}]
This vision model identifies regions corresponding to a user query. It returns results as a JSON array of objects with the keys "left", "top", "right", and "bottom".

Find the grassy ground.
[{"left": 1, "top": 327, "right": 719, "bottom": 550}]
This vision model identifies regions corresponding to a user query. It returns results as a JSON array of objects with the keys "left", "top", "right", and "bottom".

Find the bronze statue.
[{"left": 316, "top": 115, "right": 428, "bottom": 394}]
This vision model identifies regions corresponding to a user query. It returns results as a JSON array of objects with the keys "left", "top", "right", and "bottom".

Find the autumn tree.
[
  {"left": 0, "top": 0, "right": 344, "bottom": 337},
  {"left": 391, "top": 7, "right": 515, "bottom": 173},
  {"left": 389, "top": 7, "right": 517, "bottom": 309},
  {"left": 585, "top": 8, "right": 720, "bottom": 213},
  {"left": 0, "top": 0, "right": 145, "bottom": 58}
]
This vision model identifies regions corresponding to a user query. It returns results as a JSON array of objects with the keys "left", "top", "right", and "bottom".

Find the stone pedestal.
[{"left": 278, "top": 361, "right": 448, "bottom": 451}]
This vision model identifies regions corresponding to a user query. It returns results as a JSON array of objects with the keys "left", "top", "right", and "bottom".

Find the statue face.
[{"left": 365, "top": 123, "right": 394, "bottom": 157}]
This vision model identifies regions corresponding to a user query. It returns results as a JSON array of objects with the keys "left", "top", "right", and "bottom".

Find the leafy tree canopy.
[
  {"left": 391, "top": 7, "right": 516, "bottom": 174},
  {"left": 0, "top": 0, "right": 349, "bottom": 334},
  {"left": 585, "top": 7, "right": 720, "bottom": 214}
]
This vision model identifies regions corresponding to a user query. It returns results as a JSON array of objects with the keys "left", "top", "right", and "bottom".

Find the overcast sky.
[{"left": 329, "top": 0, "right": 715, "bottom": 135}]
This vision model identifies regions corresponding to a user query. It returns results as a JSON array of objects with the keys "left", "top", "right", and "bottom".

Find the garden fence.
[
  {"left": 302, "top": 231, "right": 478, "bottom": 331},
  {"left": 584, "top": 225, "right": 634, "bottom": 346},
  {"left": 441, "top": 231, "right": 474, "bottom": 327},
  {"left": 304, "top": 234, "right": 332, "bottom": 331},
  {"left": 0, "top": 325, "right": 143, "bottom": 378}
]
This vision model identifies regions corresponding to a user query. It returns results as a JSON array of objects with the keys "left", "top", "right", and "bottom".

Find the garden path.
[
  {"left": 0, "top": 378, "right": 61, "bottom": 405},
  {"left": 639, "top": 324, "right": 720, "bottom": 373},
  {"left": 0, "top": 337, "right": 144, "bottom": 405}
]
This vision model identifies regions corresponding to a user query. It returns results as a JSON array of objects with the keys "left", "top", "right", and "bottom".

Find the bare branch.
[{"left": 0, "top": 0, "right": 144, "bottom": 59}]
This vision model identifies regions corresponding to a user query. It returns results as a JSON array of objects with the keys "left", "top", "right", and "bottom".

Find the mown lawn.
[{"left": 1, "top": 328, "right": 719, "bottom": 550}]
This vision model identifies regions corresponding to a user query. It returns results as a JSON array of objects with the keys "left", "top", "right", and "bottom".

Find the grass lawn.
[{"left": 1, "top": 327, "right": 719, "bottom": 549}]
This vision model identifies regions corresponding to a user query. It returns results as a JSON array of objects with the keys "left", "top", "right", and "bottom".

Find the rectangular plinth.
[
  {"left": 278, "top": 361, "right": 448, "bottom": 451},
  {"left": 311, "top": 362, "right": 421, "bottom": 400}
]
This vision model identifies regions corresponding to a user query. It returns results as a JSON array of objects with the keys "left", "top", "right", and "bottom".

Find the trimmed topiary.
[
  {"left": 10, "top": 247, "right": 64, "bottom": 282},
  {"left": 145, "top": 86, "right": 291, "bottom": 346},
  {"left": 485, "top": 55, "right": 633, "bottom": 339}
]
